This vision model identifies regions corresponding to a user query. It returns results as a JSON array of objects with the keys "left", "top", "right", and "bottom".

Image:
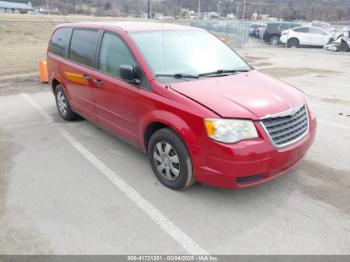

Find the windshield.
[{"left": 130, "top": 30, "right": 250, "bottom": 79}]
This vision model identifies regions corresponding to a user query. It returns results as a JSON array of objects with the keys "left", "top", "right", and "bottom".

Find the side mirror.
[{"left": 119, "top": 65, "right": 140, "bottom": 85}]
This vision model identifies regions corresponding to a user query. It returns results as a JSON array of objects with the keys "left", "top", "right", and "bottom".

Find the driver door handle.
[{"left": 93, "top": 79, "right": 103, "bottom": 87}]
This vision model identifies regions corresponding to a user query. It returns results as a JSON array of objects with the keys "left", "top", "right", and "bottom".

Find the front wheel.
[
  {"left": 338, "top": 41, "right": 348, "bottom": 52},
  {"left": 148, "top": 128, "right": 195, "bottom": 190}
]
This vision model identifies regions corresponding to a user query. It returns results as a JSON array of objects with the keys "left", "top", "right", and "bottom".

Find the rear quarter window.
[
  {"left": 69, "top": 29, "right": 99, "bottom": 67},
  {"left": 293, "top": 27, "right": 310, "bottom": 33},
  {"left": 48, "top": 27, "right": 72, "bottom": 57}
]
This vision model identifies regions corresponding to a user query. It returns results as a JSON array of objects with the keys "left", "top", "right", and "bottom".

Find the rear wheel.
[
  {"left": 338, "top": 41, "right": 348, "bottom": 52},
  {"left": 148, "top": 128, "right": 195, "bottom": 190},
  {"left": 287, "top": 38, "right": 299, "bottom": 48},
  {"left": 270, "top": 35, "right": 280, "bottom": 45},
  {"left": 55, "top": 85, "right": 79, "bottom": 121}
]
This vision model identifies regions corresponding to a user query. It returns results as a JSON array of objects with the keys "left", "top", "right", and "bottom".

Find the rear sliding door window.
[
  {"left": 69, "top": 29, "right": 99, "bottom": 67},
  {"left": 49, "top": 27, "right": 72, "bottom": 57}
]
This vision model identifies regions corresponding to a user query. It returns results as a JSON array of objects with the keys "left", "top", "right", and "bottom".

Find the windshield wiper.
[
  {"left": 155, "top": 69, "right": 250, "bottom": 79},
  {"left": 198, "top": 69, "right": 250, "bottom": 77},
  {"left": 155, "top": 73, "right": 199, "bottom": 79}
]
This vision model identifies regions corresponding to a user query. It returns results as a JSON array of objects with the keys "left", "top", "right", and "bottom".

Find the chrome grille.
[{"left": 261, "top": 105, "right": 309, "bottom": 147}]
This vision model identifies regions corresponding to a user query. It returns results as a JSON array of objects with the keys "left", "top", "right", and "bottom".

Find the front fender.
[{"left": 139, "top": 110, "right": 199, "bottom": 151}]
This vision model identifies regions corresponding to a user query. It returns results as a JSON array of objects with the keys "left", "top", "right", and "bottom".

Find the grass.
[{"left": 0, "top": 21, "right": 55, "bottom": 76}]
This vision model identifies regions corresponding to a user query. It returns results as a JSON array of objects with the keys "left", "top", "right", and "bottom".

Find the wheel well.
[
  {"left": 52, "top": 79, "right": 60, "bottom": 93},
  {"left": 288, "top": 37, "right": 299, "bottom": 43},
  {"left": 144, "top": 122, "right": 169, "bottom": 151}
]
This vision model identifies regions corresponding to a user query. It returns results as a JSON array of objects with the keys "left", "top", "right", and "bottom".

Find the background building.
[{"left": 0, "top": 1, "right": 33, "bottom": 14}]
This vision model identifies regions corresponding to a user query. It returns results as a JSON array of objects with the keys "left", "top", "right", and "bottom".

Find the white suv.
[{"left": 280, "top": 26, "right": 332, "bottom": 48}]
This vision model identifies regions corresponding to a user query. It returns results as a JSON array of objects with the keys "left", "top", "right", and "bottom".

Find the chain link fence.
[
  {"left": 189, "top": 20, "right": 250, "bottom": 47},
  {"left": 170, "top": 19, "right": 251, "bottom": 47}
]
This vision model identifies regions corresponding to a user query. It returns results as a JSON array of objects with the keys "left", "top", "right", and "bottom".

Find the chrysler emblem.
[{"left": 260, "top": 104, "right": 304, "bottom": 119}]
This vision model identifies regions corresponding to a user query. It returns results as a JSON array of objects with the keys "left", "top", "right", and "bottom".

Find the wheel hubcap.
[
  {"left": 153, "top": 141, "right": 180, "bottom": 181},
  {"left": 57, "top": 91, "right": 67, "bottom": 115}
]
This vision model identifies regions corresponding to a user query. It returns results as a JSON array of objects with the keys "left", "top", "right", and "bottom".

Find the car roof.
[
  {"left": 56, "top": 21, "right": 203, "bottom": 33},
  {"left": 293, "top": 26, "right": 327, "bottom": 30},
  {"left": 267, "top": 21, "right": 300, "bottom": 25}
]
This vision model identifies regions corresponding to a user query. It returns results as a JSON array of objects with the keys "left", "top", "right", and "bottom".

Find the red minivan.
[{"left": 47, "top": 22, "right": 316, "bottom": 190}]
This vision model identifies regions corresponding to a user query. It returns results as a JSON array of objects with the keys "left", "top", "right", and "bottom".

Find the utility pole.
[
  {"left": 242, "top": 0, "right": 246, "bottom": 20},
  {"left": 259, "top": 0, "right": 262, "bottom": 14},
  {"left": 147, "top": 0, "right": 150, "bottom": 19},
  {"left": 236, "top": 0, "right": 239, "bottom": 19},
  {"left": 198, "top": 0, "right": 201, "bottom": 14},
  {"left": 171, "top": 0, "right": 174, "bottom": 18},
  {"left": 46, "top": 0, "right": 50, "bottom": 16}
]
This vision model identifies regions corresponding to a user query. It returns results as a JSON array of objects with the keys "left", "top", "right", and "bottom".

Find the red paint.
[{"left": 48, "top": 22, "right": 316, "bottom": 189}]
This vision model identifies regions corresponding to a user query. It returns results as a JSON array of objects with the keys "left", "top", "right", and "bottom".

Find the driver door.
[{"left": 91, "top": 31, "right": 141, "bottom": 145}]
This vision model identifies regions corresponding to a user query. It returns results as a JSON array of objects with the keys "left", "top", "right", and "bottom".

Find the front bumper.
[{"left": 191, "top": 112, "right": 317, "bottom": 189}]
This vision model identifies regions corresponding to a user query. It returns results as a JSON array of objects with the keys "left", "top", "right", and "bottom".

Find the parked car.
[
  {"left": 249, "top": 23, "right": 266, "bottom": 38},
  {"left": 256, "top": 24, "right": 267, "bottom": 39},
  {"left": 47, "top": 22, "right": 316, "bottom": 190},
  {"left": 337, "top": 29, "right": 350, "bottom": 51},
  {"left": 280, "top": 26, "right": 333, "bottom": 48},
  {"left": 249, "top": 23, "right": 259, "bottom": 37},
  {"left": 325, "top": 30, "right": 350, "bottom": 52},
  {"left": 263, "top": 22, "right": 302, "bottom": 45}
]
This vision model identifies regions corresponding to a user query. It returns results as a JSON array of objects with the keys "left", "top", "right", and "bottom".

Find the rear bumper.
[{"left": 191, "top": 112, "right": 317, "bottom": 189}]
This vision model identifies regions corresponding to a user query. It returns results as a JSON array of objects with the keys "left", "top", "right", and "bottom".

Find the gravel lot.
[{"left": 0, "top": 45, "right": 349, "bottom": 254}]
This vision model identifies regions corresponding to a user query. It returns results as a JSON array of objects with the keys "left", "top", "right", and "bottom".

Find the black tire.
[
  {"left": 338, "top": 41, "right": 348, "bottom": 52},
  {"left": 287, "top": 38, "right": 299, "bottom": 48},
  {"left": 148, "top": 128, "right": 195, "bottom": 190},
  {"left": 328, "top": 38, "right": 334, "bottom": 44},
  {"left": 270, "top": 35, "right": 280, "bottom": 45},
  {"left": 54, "top": 85, "right": 79, "bottom": 121}
]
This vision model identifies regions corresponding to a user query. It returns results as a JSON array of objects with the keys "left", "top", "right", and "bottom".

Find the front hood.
[{"left": 170, "top": 70, "right": 306, "bottom": 120}]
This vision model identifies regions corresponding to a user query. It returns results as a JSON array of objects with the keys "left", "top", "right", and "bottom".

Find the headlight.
[
  {"left": 306, "top": 101, "right": 315, "bottom": 118},
  {"left": 204, "top": 118, "right": 258, "bottom": 143}
]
